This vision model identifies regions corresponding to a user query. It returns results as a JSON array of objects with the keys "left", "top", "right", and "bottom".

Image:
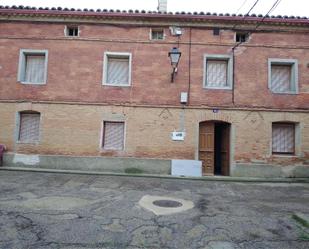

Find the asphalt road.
[{"left": 0, "top": 170, "right": 308, "bottom": 249}]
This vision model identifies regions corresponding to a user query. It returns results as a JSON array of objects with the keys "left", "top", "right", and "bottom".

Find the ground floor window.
[
  {"left": 272, "top": 122, "right": 295, "bottom": 154},
  {"left": 102, "top": 121, "right": 125, "bottom": 150},
  {"left": 18, "top": 112, "right": 40, "bottom": 143}
]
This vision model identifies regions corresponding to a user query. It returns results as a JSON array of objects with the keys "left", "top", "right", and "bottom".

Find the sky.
[{"left": 0, "top": 0, "right": 308, "bottom": 17}]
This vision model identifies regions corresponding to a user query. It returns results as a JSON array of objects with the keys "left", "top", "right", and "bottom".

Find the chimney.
[{"left": 157, "top": 0, "right": 167, "bottom": 12}]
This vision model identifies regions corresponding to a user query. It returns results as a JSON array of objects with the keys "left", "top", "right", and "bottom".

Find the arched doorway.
[{"left": 199, "top": 121, "right": 231, "bottom": 176}]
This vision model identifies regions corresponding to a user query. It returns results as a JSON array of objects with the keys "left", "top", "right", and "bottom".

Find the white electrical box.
[
  {"left": 171, "top": 160, "right": 202, "bottom": 177},
  {"left": 171, "top": 131, "right": 185, "bottom": 141},
  {"left": 170, "top": 26, "right": 182, "bottom": 36},
  {"left": 180, "top": 92, "right": 188, "bottom": 104}
]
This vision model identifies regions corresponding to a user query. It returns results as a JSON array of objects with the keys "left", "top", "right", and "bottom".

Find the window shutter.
[
  {"left": 271, "top": 65, "right": 291, "bottom": 92},
  {"left": 206, "top": 60, "right": 228, "bottom": 87},
  {"left": 272, "top": 124, "right": 295, "bottom": 154},
  {"left": 19, "top": 113, "right": 40, "bottom": 142},
  {"left": 107, "top": 57, "right": 129, "bottom": 85},
  {"left": 103, "top": 122, "right": 124, "bottom": 150},
  {"left": 25, "top": 55, "right": 45, "bottom": 83}
]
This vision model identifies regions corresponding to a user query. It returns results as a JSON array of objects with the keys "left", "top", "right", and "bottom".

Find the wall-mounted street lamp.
[{"left": 168, "top": 47, "right": 181, "bottom": 82}]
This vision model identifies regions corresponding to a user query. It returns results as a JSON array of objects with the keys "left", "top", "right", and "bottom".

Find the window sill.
[
  {"left": 272, "top": 154, "right": 298, "bottom": 158},
  {"left": 271, "top": 91, "right": 298, "bottom": 95},
  {"left": 19, "top": 81, "right": 46, "bottom": 85},
  {"left": 16, "top": 141, "right": 39, "bottom": 145},
  {"left": 102, "top": 83, "right": 131, "bottom": 87},
  {"left": 150, "top": 38, "right": 165, "bottom": 41},
  {"left": 203, "top": 86, "right": 232, "bottom": 90}
]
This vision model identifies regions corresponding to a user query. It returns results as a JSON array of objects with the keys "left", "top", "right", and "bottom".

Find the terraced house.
[{"left": 0, "top": 3, "right": 308, "bottom": 177}]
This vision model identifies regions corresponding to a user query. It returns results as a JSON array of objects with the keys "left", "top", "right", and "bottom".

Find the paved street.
[{"left": 0, "top": 170, "right": 308, "bottom": 249}]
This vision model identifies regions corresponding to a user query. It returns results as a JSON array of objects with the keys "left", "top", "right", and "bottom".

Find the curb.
[{"left": 1, "top": 167, "right": 309, "bottom": 183}]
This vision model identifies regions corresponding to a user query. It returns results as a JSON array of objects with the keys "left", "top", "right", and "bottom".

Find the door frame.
[{"left": 197, "top": 120, "right": 233, "bottom": 176}]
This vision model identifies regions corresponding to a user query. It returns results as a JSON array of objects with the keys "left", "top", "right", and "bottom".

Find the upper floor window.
[
  {"left": 65, "top": 25, "right": 79, "bottom": 37},
  {"left": 18, "top": 111, "right": 40, "bottom": 144},
  {"left": 235, "top": 32, "right": 249, "bottom": 42},
  {"left": 18, "top": 49, "right": 48, "bottom": 84},
  {"left": 103, "top": 52, "right": 132, "bottom": 87},
  {"left": 203, "top": 54, "right": 233, "bottom": 89},
  {"left": 151, "top": 28, "right": 164, "bottom": 40},
  {"left": 272, "top": 122, "right": 295, "bottom": 155},
  {"left": 268, "top": 59, "right": 298, "bottom": 94}
]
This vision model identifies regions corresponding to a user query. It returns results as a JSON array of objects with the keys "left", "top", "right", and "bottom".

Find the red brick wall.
[{"left": 0, "top": 22, "right": 308, "bottom": 109}]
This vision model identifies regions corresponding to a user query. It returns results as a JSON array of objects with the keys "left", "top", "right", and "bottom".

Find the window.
[
  {"left": 151, "top": 29, "right": 164, "bottom": 40},
  {"left": 272, "top": 123, "right": 295, "bottom": 154},
  {"left": 268, "top": 59, "right": 298, "bottom": 94},
  {"left": 235, "top": 32, "right": 249, "bottom": 42},
  {"left": 203, "top": 54, "right": 233, "bottom": 89},
  {"left": 102, "top": 121, "right": 125, "bottom": 150},
  {"left": 103, "top": 52, "right": 132, "bottom": 86},
  {"left": 18, "top": 112, "right": 40, "bottom": 143},
  {"left": 65, "top": 26, "right": 79, "bottom": 37},
  {"left": 18, "top": 49, "right": 48, "bottom": 84}
]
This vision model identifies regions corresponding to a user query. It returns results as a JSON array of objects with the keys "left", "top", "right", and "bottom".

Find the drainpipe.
[{"left": 232, "top": 47, "right": 235, "bottom": 105}]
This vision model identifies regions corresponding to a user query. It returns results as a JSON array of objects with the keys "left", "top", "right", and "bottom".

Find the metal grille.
[
  {"left": 103, "top": 122, "right": 124, "bottom": 150},
  {"left": 25, "top": 55, "right": 45, "bottom": 83},
  {"left": 271, "top": 65, "right": 291, "bottom": 92},
  {"left": 107, "top": 57, "right": 129, "bottom": 85},
  {"left": 19, "top": 113, "right": 40, "bottom": 143},
  {"left": 272, "top": 123, "right": 295, "bottom": 154},
  {"left": 206, "top": 60, "right": 228, "bottom": 87}
]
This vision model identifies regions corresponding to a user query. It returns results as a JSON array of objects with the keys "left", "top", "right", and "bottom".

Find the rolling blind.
[
  {"left": 272, "top": 123, "right": 295, "bottom": 154},
  {"left": 19, "top": 113, "right": 40, "bottom": 142},
  {"left": 206, "top": 60, "right": 228, "bottom": 87},
  {"left": 103, "top": 122, "right": 124, "bottom": 150},
  {"left": 271, "top": 65, "right": 291, "bottom": 92},
  {"left": 25, "top": 55, "right": 45, "bottom": 83},
  {"left": 107, "top": 57, "right": 129, "bottom": 85}
]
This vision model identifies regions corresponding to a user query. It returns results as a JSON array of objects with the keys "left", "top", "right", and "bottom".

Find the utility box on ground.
[{"left": 171, "top": 159, "right": 202, "bottom": 177}]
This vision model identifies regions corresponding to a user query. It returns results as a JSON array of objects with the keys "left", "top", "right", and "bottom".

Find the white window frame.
[
  {"left": 203, "top": 54, "right": 233, "bottom": 90},
  {"left": 150, "top": 28, "right": 165, "bottom": 40},
  {"left": 64, "top": 25, "right": 80, "bottom": 37},
  {"left": 100, "top": 120, "right": 126, "bottom": 151},
  {"left": 102, "top": 52, "right": 132, "bottom": 87},
  {"left": 17, "top": 49, "right": 48, "bottom": 85},
  {"left": 268, "top": 58, "right": 298, "bottom": 94},
  {"left": 16, "top": 111, "right": 41, "bottom": 144}
]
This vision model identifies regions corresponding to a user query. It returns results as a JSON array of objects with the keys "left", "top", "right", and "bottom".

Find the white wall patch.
[{"left": 13, "top": 154, "right": 40, "bottom": 165}]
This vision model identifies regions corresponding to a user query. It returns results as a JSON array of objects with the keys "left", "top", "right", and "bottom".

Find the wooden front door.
[
  {"left": 220, "top": 124, "right": 230, "bottom": 176},
  {"left": 199, "top": 122, "right": 215, "bottom": 175}
]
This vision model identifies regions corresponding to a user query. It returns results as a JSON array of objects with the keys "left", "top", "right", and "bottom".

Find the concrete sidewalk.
[{"left": 1, "top": 166, "right": 309, "bottom": 183}]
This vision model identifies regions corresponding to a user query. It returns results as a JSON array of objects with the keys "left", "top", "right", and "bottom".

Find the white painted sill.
[
  {"left": 272, "top": 154, "right": 299, "bottom": 158},
  {"left": 203, "top": 86, "right": 232, "bottom": 90},
  {"left": 271, "top": 90, "right": 298, "bottom": 95},
  {"left": 19, "top": 81, "right": 46, "bottom": 85},
  {"left": 16, "top": 140, "right": 39, "bottom": 145},
  {"left": 102, "top": 83, "right": 131, "bottom": 87}
]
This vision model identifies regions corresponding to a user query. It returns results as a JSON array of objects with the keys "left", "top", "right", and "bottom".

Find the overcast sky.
[{"left": 1, "top": 0, "right": 308, "bottom": 17}]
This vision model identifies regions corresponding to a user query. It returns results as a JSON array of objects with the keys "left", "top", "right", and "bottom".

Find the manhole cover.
[{"left": 152, "top": 200, "right": 183, "bottom": 208}]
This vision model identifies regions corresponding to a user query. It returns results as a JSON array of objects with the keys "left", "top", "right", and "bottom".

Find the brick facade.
[{"left": 0, "top": 7, "right": 308, "bottom": 175}]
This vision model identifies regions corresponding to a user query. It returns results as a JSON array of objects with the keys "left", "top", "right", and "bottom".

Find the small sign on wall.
[{"left": 171, "top": 131, "right": 185, "bottom": 141}]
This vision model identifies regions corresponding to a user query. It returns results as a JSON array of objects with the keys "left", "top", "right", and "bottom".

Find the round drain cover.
[{"left": 152, "top": 200, "right": 183, "bottom": 208}]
